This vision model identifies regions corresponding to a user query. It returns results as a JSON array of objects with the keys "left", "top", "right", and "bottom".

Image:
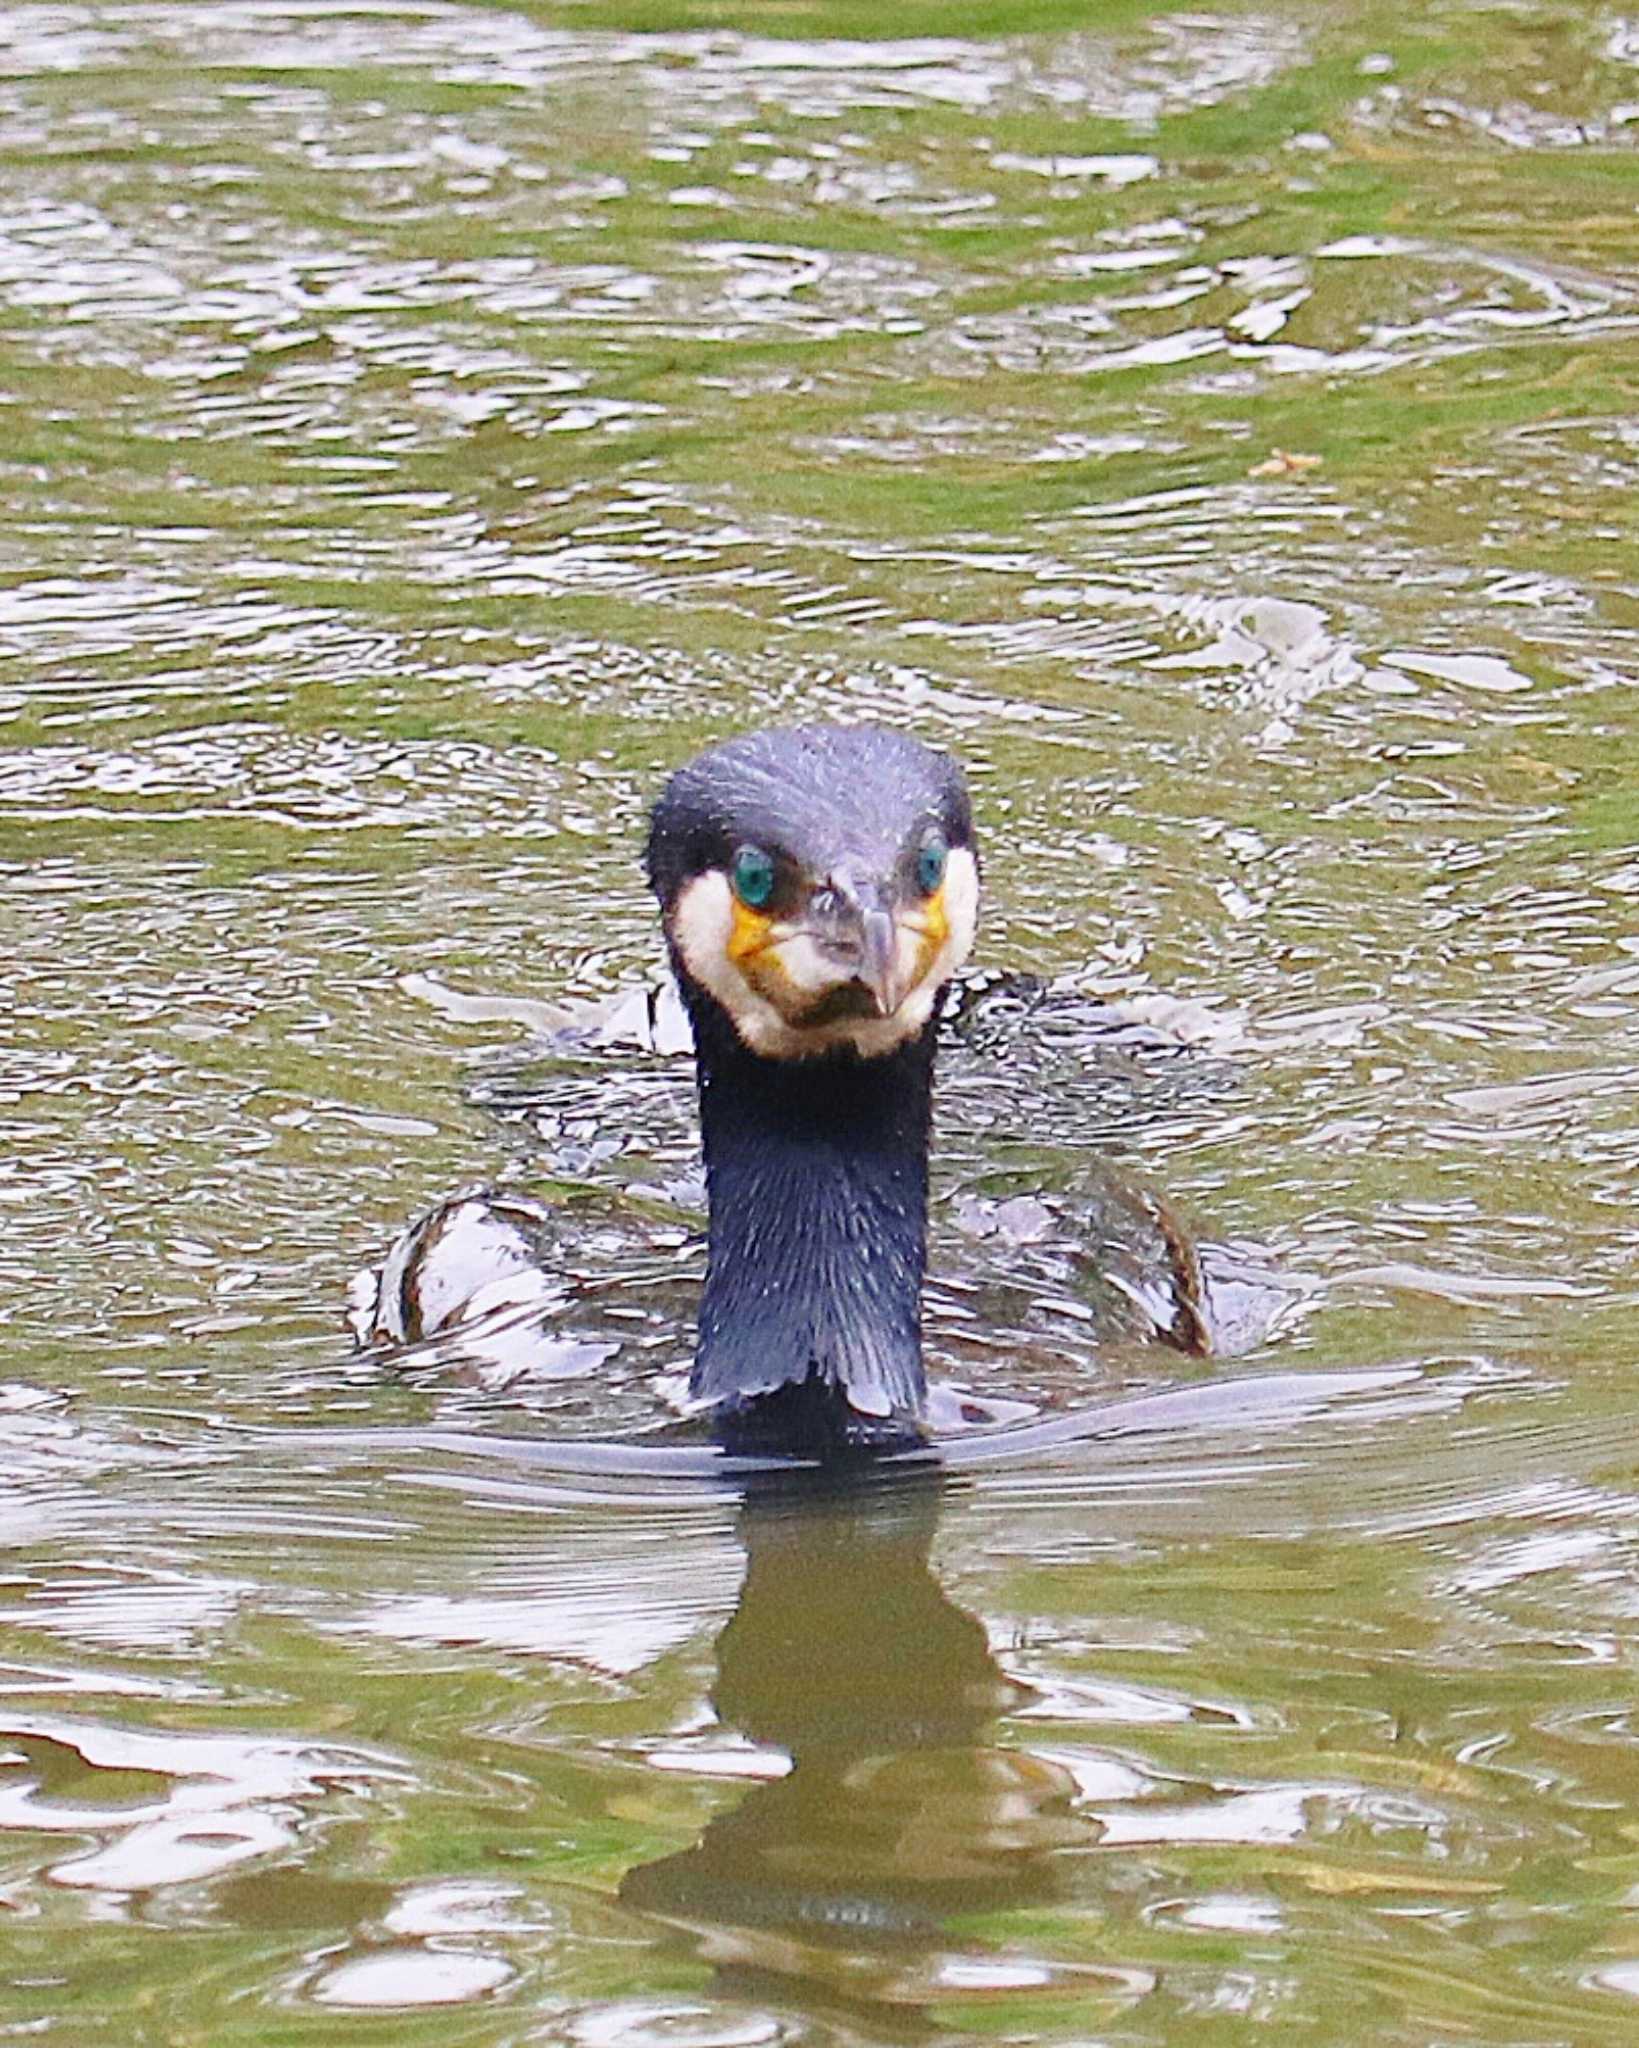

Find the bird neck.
[{"left": 685, "top": 994, "right": 934, "bottom": 1441}]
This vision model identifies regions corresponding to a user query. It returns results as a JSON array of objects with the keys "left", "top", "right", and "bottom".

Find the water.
[{"left": 3, "top": 0, "right": 1638, "bottom": 2037}]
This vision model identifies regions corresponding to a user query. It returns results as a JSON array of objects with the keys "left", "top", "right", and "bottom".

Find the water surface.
[{"left": 3, "top": 2, "right": 1639, "bottom": 2040}]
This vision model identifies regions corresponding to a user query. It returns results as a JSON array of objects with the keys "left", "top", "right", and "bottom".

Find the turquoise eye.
[
  {"left": 731, "top": 845, "right": 776, "bottom": 910},
  {"left": 916, "top": 835, "right": 948, "bottom": 896}
]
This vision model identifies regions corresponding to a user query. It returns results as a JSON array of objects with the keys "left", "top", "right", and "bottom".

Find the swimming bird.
[
  {"left": 357, "top": 723, "right": 1247, "bottom": 1455},
  {"left": 645, "top": 724, "right": 979, "bottom": 1449}
]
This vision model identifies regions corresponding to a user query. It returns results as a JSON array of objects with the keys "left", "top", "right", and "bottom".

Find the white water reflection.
[
  {"left": 1, "top": 1, "right": 1637, "bottom": 2042},
  {"left": 309, "top": 1947, "right": 516, "bottom": 2007},
  {"left": 343, "top": 1568, "right": 737, "bottom": 1678},
  {"left": 0, "top": 1708, "right": 404, "bottom": 1891}
]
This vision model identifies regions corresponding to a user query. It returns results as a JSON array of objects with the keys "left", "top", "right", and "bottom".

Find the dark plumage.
[
  {"left": 686, "top": 1000, "right": 933, "bottom": 1437},
  {"left": 646, "top": 725, "right": 981, "bottom": 1448}
]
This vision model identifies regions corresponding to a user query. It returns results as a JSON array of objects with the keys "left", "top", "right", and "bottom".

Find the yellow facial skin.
[
  {"left": 729, "top": 887, "right": 948, "bottom": 1023},
  {"left": 725, "top": 896, "right": 777, "bottom": 979},
  {"left": 669, "top": 847, "right": 979, "bottom": 1062}
]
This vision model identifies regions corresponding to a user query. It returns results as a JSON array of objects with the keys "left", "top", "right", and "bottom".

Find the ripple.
[
  {"left": 2, "top": 3, "right": 1637, "bottom": 2040},
  {"left": 565, "top": 2002, "right": 789, "bottom": 2048},
  {"left": 308, "top": 1947, "right": 516, "bottom": 2008},
  {"left": 0, "top": 726, "right": 563, "bottom": 835},
  {"left": 0, "top": 1707, "right": 405, "bottom": 1893}
]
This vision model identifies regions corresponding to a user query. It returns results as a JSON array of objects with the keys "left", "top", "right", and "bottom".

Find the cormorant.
[
  {"left": 645, "top": 724, "right": 979, "bottom": 1450},
  {"left": 357, "top": 723, "right": 1250, "bottom": 1455}
]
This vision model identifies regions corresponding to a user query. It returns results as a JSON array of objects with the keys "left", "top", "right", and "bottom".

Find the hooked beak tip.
[{"left": 856, "top": 908, "right": 900, "bottom": 1018}]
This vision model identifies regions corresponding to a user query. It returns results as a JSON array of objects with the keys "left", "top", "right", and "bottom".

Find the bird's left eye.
[
  {"left": 731, "top": 845, "right": 776, "bottom": 910},
  {"left": 916, "top": 834, "right": 948, "bottom": 896}
]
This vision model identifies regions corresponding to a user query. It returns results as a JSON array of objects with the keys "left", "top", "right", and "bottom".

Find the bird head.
[{"left": 646, "top": 725, "right": 980, "bottom": 1061}]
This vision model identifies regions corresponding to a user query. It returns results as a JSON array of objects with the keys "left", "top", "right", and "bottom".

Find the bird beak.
[
  {"left": 855, "top": 904, "right": 901, "bottom": 1018},
  {"left": 797, "top": 875, "right": 908, "bottom": 1022}
]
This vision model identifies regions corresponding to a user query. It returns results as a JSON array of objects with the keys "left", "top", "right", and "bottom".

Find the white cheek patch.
[
  {"left": 668, "top": 845, "right": 981, "bottom": 1062},
  {"left": 761, "top": 928, "right": 840, "bottom": 1002},
  {"left": 669, "top": 871, "right": 793, "bottom": 1060},
  {"left": 858, "top": 842, "right": 979, "bottom": 1054},
  {"left": 929, "top": 844, "right": 980, "bottom": 988}
]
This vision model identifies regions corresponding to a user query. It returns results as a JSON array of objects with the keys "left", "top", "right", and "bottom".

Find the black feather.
[{"left": 645, "top": 725, "right": 975, "bottom": 1448}]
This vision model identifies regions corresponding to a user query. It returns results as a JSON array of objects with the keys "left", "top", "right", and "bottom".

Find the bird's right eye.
[{"left": 731, "top": 845, "right": 776, "bottom": 910}]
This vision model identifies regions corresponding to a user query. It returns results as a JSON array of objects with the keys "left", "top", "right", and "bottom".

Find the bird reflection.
[{"left": 620, "top": 1472, "right": 1090, "bottom": 2011}]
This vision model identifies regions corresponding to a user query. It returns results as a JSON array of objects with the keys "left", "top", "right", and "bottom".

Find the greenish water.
[{"left": 3, "top": 1, "right": 1639, "bottom": 2039}]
